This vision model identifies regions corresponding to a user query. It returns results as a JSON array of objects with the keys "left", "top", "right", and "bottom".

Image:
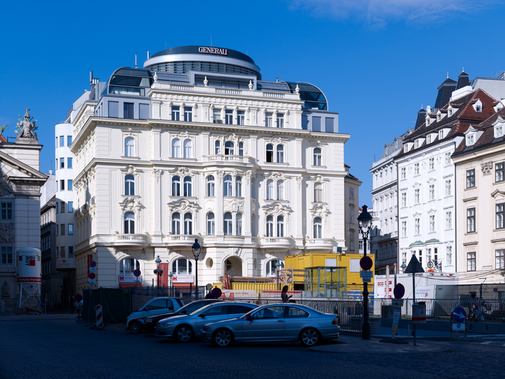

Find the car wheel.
[
  {"left": 300, "top": 328, "right": 320, "bottom": 346},
  {"left": 129, "top": 321, "right": 142, "bottom": 334},
  {"left": 212, "top": 328, "right": 233, "bottom": 347},
  {"left": 175, "top": 325, "right": 193, "bottom": 343}
]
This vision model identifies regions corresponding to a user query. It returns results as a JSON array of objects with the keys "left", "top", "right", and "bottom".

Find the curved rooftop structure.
[{"left": 144, "top": 45, "right": 262, "bottom": 79}]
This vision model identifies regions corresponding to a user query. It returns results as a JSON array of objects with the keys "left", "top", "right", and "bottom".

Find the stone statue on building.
[
  {"left": 16, "top": 109, "right": 38, "bottom": 142},
  {"left": 0, "top": 124, "right": 6, "bottom": 138}
]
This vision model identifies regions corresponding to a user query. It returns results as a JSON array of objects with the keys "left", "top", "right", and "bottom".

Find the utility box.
[{"left": 413, "top": 302, "right": 427, "bottom": 324}]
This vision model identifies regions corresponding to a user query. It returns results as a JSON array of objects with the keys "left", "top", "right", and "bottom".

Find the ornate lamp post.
[
  {"left": 192, "top": 239, "right": 201, "bottom": 299},
  {"left": 168, "top": 271, "right": 173, "bottom": 297},
  {"left": 154, "top": 255, "right": 163, "bottom": 292},
  {"left": 357, "top": 205, "right": 373, "bottom": 340}
]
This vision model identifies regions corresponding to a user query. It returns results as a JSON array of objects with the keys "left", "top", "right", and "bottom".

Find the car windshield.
[
  {"left": 177, "top": 301, "right": 213, "bottom": 314},
  {"left": 188, "top": 303, "right": 216, "bottom": 316}
]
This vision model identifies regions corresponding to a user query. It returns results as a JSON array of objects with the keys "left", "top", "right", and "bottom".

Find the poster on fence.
[
  {"left": 415, "top": 286, "right": 434, "bottom": 299},
  {"left": 220, "top": 290, "right": 256, "bottom": 300}
]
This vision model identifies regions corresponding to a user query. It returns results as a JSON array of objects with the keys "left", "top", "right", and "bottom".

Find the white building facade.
[{"left": 68, "top": 46, "right": 350, "bottom": 293}]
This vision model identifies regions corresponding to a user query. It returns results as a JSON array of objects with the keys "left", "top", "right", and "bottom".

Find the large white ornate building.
[{"left": 67, "top": 46, "right": 351, "bottom": 293}]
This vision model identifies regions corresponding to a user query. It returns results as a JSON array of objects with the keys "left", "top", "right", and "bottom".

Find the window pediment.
[
  {"left": 262, "top": 202, "right": 292, "bottom": 216},
  {"left": 167, "top": 199, "right": 199, "bottom": 214}
]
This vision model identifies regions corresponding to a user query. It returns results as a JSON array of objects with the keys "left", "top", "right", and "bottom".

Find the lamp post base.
[{"left": 362, "top": 322, "right": 371, "bottom": 340}]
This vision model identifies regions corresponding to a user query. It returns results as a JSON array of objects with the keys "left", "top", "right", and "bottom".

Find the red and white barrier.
[{"left": 96, "top": 304, "right": 103, "bottom": 328}]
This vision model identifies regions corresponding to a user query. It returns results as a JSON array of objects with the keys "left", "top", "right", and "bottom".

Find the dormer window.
[
  {"left": 473, "top": 99, "right": 483, "bottom": 113},
  {"left": 467, "top": 133, "right": 475, "bottom": 146},
  {"left": 448, "top": 106, "right": 453, "bottom": 116},
  {"left": 427, "top": 135, "right": 432, "bottom": 144},
  {"left": 437, "top": 111, "right": 442, "bottom": 122},
  {"left": 494, "top": 119, "right": 505, "bottom": 138},
  {"left": 426, "top": 115, "right": 431, "bottom": 126},
  {"left": 415, "top": 138, "right": 424, "bottom": 148},
  {"left": 404, "top": 142, "right": 413, "bottom": 153}
]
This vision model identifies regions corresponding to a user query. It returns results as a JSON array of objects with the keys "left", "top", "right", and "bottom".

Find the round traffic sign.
[
  {"left": 212, "top": 287, "right": 222, "bottom": 298},
  {"left": 134, "top": 269, "right": 141, "bottom": 277},
  {"left": 451, "top": 306, "right": 467, "bottom": 323},
  {"left": 394, "top": 283, "right": 405, "bottom": 299},
  {"left": 88, "top": 273, "right": 96, "bottom": 280},
  {"left": 360, "top": 256, "right": 373, "bottom": 271},
  {"left": 90, "top": 261, "right": 97, "bottom": 268},
  {"left": 74, "top": 294, "right": 83, "bottom": 302}
]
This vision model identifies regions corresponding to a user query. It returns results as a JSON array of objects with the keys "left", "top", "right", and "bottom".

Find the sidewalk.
[{"left": 0, "top": 312, "right": 79, "bottom": 322}]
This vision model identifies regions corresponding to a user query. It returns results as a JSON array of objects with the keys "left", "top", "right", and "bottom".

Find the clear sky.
[{"left": 2, "top": 0, "right": 505, "bottom": 206}]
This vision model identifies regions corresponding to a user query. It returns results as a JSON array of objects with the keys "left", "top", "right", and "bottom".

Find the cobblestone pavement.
[{"left": 0, "top": 314, "right": 503, "bottom": 379}]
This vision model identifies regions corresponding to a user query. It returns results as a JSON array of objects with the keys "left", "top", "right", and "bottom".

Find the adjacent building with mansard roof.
[{"left": 66, "top": 46, "right": 352, "bottom": 293}]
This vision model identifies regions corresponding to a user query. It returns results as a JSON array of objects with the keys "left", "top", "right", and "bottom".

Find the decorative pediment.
[
  {"left": 167, "top": 199, "right": 200, "bottom": 214},
  {"left": 491, "top": 189, "right": 505, "bottom": 200},
  {"left": 427, "top": 177, "right": 437, "bottom": 184},
  {"left": 262, "top": 202, "right": 293, "bottom": 216},
  {"left": 123, "top": 128, "right": 140, "bottom": 137},
  {"left": 175, "top": 130, "right": 191, "bottom": 139},
  {"left": 413, "top": 211, "right": 423, "bottom": 217},
  {"left": 121, "top": 165, "right": 142, "bottom": 176},
  {"left": 267, "top": 171, "right": 288, "bottom": 181},
  {"left": 309, "top": 203, "right": 329, "bottom": 218},
  {"left": 120, "top": 196, "right": 143, "bottom": 211},
  {"left": 427, "top": 208, "right": 437, "bottom": 215},
  {"left": 310, "top": 174, "right": 328, "bottom": 184},
  {"left": 412, "top": 181, "right": 422, "bottom": 188},
  {"left": 268, "top": 135, "right": 283, "bottom": 144},
  {"left": 224, "top": 198, "right": 245, "bottom": 213},
  {"left": 173, "top": 167, "right": 194, "bottom": 178}
]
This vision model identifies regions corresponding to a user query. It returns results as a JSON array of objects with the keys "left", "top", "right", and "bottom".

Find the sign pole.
[{"left": 413, "top": 271, "right": 416, "bottom": 346}]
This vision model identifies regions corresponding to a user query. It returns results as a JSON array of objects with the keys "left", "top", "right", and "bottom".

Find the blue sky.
[{"left": 2, "top": 0, "right": 505, "bottom": 205}]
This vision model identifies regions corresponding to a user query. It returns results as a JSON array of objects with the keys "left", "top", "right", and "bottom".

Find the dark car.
[{"left": 139, "top": 299, "right": 223, "bottom": 334}]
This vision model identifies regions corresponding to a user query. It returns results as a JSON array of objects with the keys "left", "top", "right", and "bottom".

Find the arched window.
[
  {"left": 314, "top": 217, "right": 322, "bottom": 238},
  {"left": 224, "top": 212, "right": 233, "bottom": 236},
  {"left": 314, "top": 183, "right": 322, "bottom": 202},
  {"left": 224, "top": 175, "right": 232, "bottom": 196},
  {"left": 184, "top": 213, "right": 192, "bottom": 235},
  {"left": 124, "top": 212, "right": 135, "bottom": 234},
  {"left": 266, "top": 180, "right": 273, "bottom": 200},
  {"left": 215, "top": 140, "right": 221, "bottom": 154},
  {"left": 183, "top": 139, "right": 192, "bottom": 158},
  {"left": 172, "top": 258, "right": 192, "bottom": 275},
  {"left": 225, "top": 141, "right": 234, "bottom": 155},
  {"left": 314, "top": 148, "right": 322, "bottom": 166},
  {"left": 277, "top": 215, "right": 284, "bottom": 237},
  {"left": 172, "top": 176, "right": 181, "bottom": 196},
  {"left": 125, "top": 137, "right": 135, "bottom": 157},
  {"left": 236, "top": 176, "right": 242, "bottom": 197},
  {"left": 236, "top": 213, "right": 242, "bottom": 236},
  {"left": 207, "top": 213, "right": 215, "bottom": 235},
  {"left": 206, "top": 175, "right": 215, "bottom": 197},
  {"left": 172, "top": 213, "right": 181, "bottom": 235},
  {"left": 266, "top": 259, "right": 284, "bottom": 277},
  {"left": 277, "top": 145, "right": 284, "bottom": 163},
  {"left": 266, "top": 215, "right": 274, "bottom": 237},
  {"left": 277, "top": 180, "right": 284, "bottom": 200},
  {"left": 266, "top": 144, "right": 273, "bottom": 162},
  {"left": 172, "top": 138, "right": 181, "bottom": 158},
  {"left": 125, "top": 175, "right": 135, "bottom": 196},
  {"left": 183, "top": 176, "right": 192, "bottom": 197},
  {"left": 119, "top": 258, "right": 140, "bottom": 275},
  {"left": 239, "top": 142, "right": 244, "bottom": 156}
]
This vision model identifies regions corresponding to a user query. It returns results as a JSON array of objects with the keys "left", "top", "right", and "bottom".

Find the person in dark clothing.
[{"left": 281, "top": 286, "right": 292, "bottom": 303}]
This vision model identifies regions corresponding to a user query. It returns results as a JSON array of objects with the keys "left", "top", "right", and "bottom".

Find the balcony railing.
[
  {"left": 115, "top": 234, "right": 148, "bottom": 244},
  {"left": 305, "top": 238, "right": 334, "bottom": 250},
  {"left": 204, "top": 154, "right": 255, "bottom": 163}
]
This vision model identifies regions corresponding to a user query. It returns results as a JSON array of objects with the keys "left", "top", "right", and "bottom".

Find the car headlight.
[
  {"left": 203, "top": 326, "right": 211, "bottom": 331},
  {"left": 146, "top": 319, "right": 153, "bottom": 323},
  {"left": 159, "top": 322, "right": 174, "bottom": 327}
]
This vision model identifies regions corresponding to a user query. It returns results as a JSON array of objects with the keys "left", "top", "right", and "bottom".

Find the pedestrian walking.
[{"left": 281, "top": 285, "right": 292, "bottom": 303}]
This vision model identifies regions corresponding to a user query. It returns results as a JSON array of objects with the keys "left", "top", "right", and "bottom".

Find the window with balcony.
[
  {"left": 266, "top": 215, "right": 274, "bottom": 237},
  {"left": 184, "top": 213, "right": 193, "bottom": 235},
  {"left": 313, "top": 217, "right": 322, "bottom": 238},
  {"left": 207, "top": 213, "right": 215, "bottom": 235},
  {"left": 124, "top": 212, "right": 135, "bottom": 234},
  {"left": 466, "top": 169, "right": 475, "bottom": 188},
  {"left": 183, "top": 177, "right": 192, "bottom": 197},
  {"left": 183, "top": 139, "right": 192, "bottom": 158},
  {"left": 172, "top": 176, "right": 181, "bottom": 196},
  {"left": 215, "top": 140, "right": 221, "bottom": 154},
  {"left": 172, "top": 138, "right": 181, "bottom": 158},
  {"left": 467, "top": 208, "right": 476, "bottom": 233},
  {"left": 236, "top": 176, "right": 242, "bottom": 197},
  {"left": 239, "top": 142, "right": 244, "bottom": 156},
  {"left": 172, "top": 213, "right": 181, "bottom": 235},
  {"left": 125, "top": 137, "right": 135, "bottom": 157},
  {"left": 206, "top": 176, "right": 215, "bottom": 197},
  {"left": 277, "top": 216, "right": 284, "bottom": 237},
  {"left": 125, "top": 175, "right": 135, "bottom": 195},
  {"left": 224, "top": 212, "right": 233, "bottom": 236},
  {"left": 467, "top": 252, "right": 476, "bottom": 271},
  {"left": 313, "top": 148, "right": 322, "bottom": 166},
  {"left": 225, "top": 141, "right": 234, "bottom": 155}
]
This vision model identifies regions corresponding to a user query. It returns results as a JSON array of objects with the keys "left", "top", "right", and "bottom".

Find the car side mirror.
[
  {"left": 245, "top": 314, "right": 252, "bottom": 321},
  {"left": 199, "top": 313, "right": 206, "bottom": 318},
  {"left": 181, "top": 310, "right": 187, "bottom": 314}
]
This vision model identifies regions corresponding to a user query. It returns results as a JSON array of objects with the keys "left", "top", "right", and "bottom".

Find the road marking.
[{"left": 481, "top": 341, "right": 492, "bottom": 345}]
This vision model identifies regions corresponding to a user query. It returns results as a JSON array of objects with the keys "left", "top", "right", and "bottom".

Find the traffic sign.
[
  {"left": 212, "top": 287, "right": 222, "bottom": 298},
  {"left": 134, "top": 269, "right": 141, "bottom": 277},
  {"left": 360, "top": 270, "right": 373, "bottom": 283},
  {"left": 88, "top": 273, "right": 96, "bottom": 280},
  {"left": 360, "top": 256, "right": 373, "bottom": 271},
  {"left": 394, "top": 283, "right": 405, "bottom": 299},
  {"left": 90, "top": 261, "right": 97, "bottom": 268},
  {"left": 74, "top": 294, "right": 83, "bottom": 302},
  {"left": 89, "top": 267, "right": 96, "bottom": 273},
  {"left": 404, "top": 255, "right": 424, "bottom": 274},
  {"left": 452, "top": 323, "right": 465, "bottom": 331},
  {"left": 451, "top": 306, "right": 467, "bottom": 323}
]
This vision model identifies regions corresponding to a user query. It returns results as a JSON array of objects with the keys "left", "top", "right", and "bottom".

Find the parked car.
[
  {"left": 126, "top": 297, "right": 184, "bottom": 333},
  {"left": 202, "top": 303, "right": 339, "bottom": 347},
  {"left": 140, "top": 299, "right": 223, "bottom": 334},
  {"left": 155, "top": 302, "right": 257, "bottom": 342}
]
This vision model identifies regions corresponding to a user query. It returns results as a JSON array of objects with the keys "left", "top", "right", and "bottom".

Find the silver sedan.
[
  {"left": 202, "top": 303, "right": 339, "bottom": 347},
  {"left": 155, "top": 302, "right": 257, "bottom": 342}
]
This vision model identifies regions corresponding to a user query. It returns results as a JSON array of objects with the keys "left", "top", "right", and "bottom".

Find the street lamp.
[
  {"left": 168, "top": 271, "right": 173, "bottom": 297},
  {"left": 357, "top": 205, "right": 373, "bottom": 340},
  {"left": 192, "top": 239, "right": 201, "bottom": 299},
  {"left": 154, "top": 255, "right": 163, "bottom": 292},
  {"left": 275, "top": 260, "right": 281, "bottom": 290}
]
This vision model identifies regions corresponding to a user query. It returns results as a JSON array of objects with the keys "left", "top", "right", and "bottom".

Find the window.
[
  {"left": 415, "top": 218, "right": 420, "bottom": 235},
  {"left": 236, "top": 213, "right": 242, "bottom": 236},
  {"left": 207, "top": 213, "right": 215, "bottom": 235},
  {"left": 312, "top": 117, "right": 321, "bottom": 132},
  {"left": 225, "top": 141, "right": 234, "bottom": 155},
  {"left": 277, "top": 216, "right": 284, "bottom": 237},
  {"left": 68, "top": 180, "right": 73, "bottom": 191},
  {"left": 120, "top": 258, "right": 140, "bottom": 275},
  {"left": 266, "top": 180, "right": 274, "bottom": 200},
  {"left": 124, "top": 212, "right": 135, "bottom": 234},
  {"left": 183, "top": 177, "right": 192, "bottom": 197},
  {"left": 184, "top": 213, "right": 193, "bottom": 235},
  {"left": 68, "top": 246, "right": 74, "bottom": 258},
  {"left": 446, "top": 211, "right": 452, "bottom": 229},
  {"left": 68, "top": 224, "right": 74, "bottom": 235},
  {"left": 313, "top": 148, "right": 322, "bottom": 166},
  {"left": 125, "top": 137, "right": 135, "bottom": 157},
  {"left": 276, "top": 145, "right": 284, "bottom": 163},
  {"left": 496, "top": 203, "right": 504, "bottom": 229},
  {"left": 224, "top": 212, "right": 232, "bottom": 235},
  {"left": 414, "top": 163, "right": 420, "bottom": 175},
  {"left": 1, "top": 247, "right": 13, "bottom": 265},
  {"left": 266, "top": 144, "right": 273, "bottom": 162},
  {"left": 225, "top": 110, "right": 233, "bottom": 124},
  {"left": 213, "top": 108, "right": 221, "bottom": 123},
  {"left": 172, "top": 106, "right": 180, "bottom": 121},
  {"left": 445, "top": 180, "right": 451, "bottom": 196},
  {"left": 60, "top": 158, "right": 64, "bottom": 169},
  {"left": 108, "top": 101, "right": 118, "bottom": 117},
  {"left": 239, "top": 142, "right": 244, "bottom": 156},
  {"left": 67, "top": 135, "right": 72, "bottom": 146},
  {"left": 277, "top": 113, "right": 284, "bottom": 128},
  {"left": 350, "top": 188, "right": 354, "bottom": 199},
  {"left": 496, "top": 163, "right": 504, "bottom": 183},
  {"left": 266, "top": 260, "right": 284, "bottom": 277},
  {"left": 139, "top": 103, "right": 149, "bottom": 119},
  {"left": 467, "top": 208, "right": 476, "bottom": 233},
  {"left": 415, "top": 189, "right": 420, "bottom": 204},
  {"left": 277, "top": 180, "right": 284, "bottom": 200},
  {"left": 265, "top": 112, "right": 273, "bottom": 127},
  {"left": 60, "top": 201, "right": 66, "bottom": 213},
  {"left": 325, "top": 118, "right": 334, "bottom": 132},
  {"left": 445, "top": 152, "right": 451, "bottom": 165},
  {"left": 68, "top": 201, "right": 73, "bottom": 213},
  {"left": 60, "top": 246, "right": 66, "bottom": 258},
  {"left": 401, "top": 192, "right": 407, "bottom": 207},
  {"left": 496, "top": 250, "right": 505, "bottom": 269},
  {"left": 314, "top": 183, "right": 322, "bottom": 203},
  {"left": 236, "top": 176, "right": 242, "bottom": 197},
  {"left": 172, "top": 213, "right": 181, "bottom": 235},
  {"left": 447, "top": 246, "right": 452, "bottom": 265},
  {"left": 429, "top": 185, "right": 435, "bottom": 200},
  {"left": 67, "top": 158, "right": 72, "bottom": 169},
  {"left": 184, "top": 107, "right": 192, "bottom": 122},
  {"left": 60, "top": 180, "right": 65, "bottom": 190},
  {"left": 402, "top": 221, "right": 407, "bottom": 237},
  {"left": 266, "top": 215, "right": 274, "bottom": 237},
  {"left": 467, "top": 252, "right": 476, "bottom": 271},
  {"left": 429, "top": 158, "right": 435, "bottom": 171},
  {"left": 183, "top": 139, "right": 192, "bottom": 158},
  {"left": 172, "top": 176, "right": 181, "bottom": 196},
  {"left": 125, "top": 175, "right": 135, "bottom": 195},
  {"left": 466, "top": 169, "right": 475, "bottom": 188},
  {"left": 206, "top": 176, "right": 215, "bottom": 197},
  {"left": 237, "top": 111, "right": 245, "bottom": 125},
  {"left": 124, "top": 103, "right": 134, "bottom": 119},
  {"left": 401, "top": 167, "right": 406, "bottom": 180},
  {"left": 172, "top": 258, "right": 192, "bottom": 275},
  {"left": 172, "top": 138, "right": 181, "bottom": 158},
  {"left": 224, "top": 175, "right": 232, "bottom": 196},
  {"left": 429, "top": 215, "right": 435, "bottom": 232},
  {"left": 313, "top": 217, "right": 322, "bottom": 238},
  {"left": 215, "top": 140, "right": 221, "bottom": 154}
]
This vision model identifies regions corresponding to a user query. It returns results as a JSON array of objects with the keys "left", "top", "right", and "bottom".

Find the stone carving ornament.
[{"left": 16, "top": 109, "right": 38, "bottom": 141}]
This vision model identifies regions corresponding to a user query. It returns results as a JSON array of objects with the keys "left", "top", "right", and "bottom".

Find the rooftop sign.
[{"left": 198, "top": 46, "right": 228, "bottom": 56}]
